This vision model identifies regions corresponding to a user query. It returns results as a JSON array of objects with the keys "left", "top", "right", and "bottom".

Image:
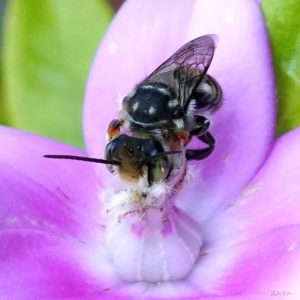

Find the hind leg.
[
  {"left": 185, "top": 131, "right": 215, "bottom": 160},
  {"left": 185, "top": 115, "right": 215, "bottom": 161}
]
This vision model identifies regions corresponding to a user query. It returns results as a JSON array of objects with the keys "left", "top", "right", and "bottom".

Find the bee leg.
[
  {"left": 107, "top": 119, "right": 123, "bottom": 141},
  {"left": 185, "top": 131, "right": 215, "bottom": 161},
  {"left": 190, "top": 116, "right": 210, "bottom": 136},
  {"left": 185, "top": 115, "right": 214, "bottom": 160}
]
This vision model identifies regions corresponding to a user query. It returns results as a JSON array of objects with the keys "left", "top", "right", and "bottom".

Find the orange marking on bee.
[
  {"left": 107, "top": 126, "right": 120, "bottom": 140},
  {"left": 175, "top": 131, "right": 190, "bottom": 144},
  {"left": 107, "top": 119, "right": 124, "bottom": 140}
]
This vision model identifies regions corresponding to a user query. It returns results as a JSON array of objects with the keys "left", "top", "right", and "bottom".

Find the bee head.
[
  {"left": 44, "top": 134, "right": 180, "bottom": 187},
  {"left": 105, "top": 134, "right": 179, "bottom": 185}
]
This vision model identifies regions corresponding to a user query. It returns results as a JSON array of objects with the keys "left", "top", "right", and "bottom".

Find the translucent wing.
[{"left": 142, "top": 35, "right": 218, "bottom": 108}]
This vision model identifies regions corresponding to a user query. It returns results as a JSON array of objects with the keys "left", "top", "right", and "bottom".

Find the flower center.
[{"left": 101, "top": 166, "right": 203, "bottom": 283}]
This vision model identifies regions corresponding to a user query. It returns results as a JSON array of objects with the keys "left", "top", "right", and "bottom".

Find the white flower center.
[{"left": 101, "top": 165, "right": 203, "bottom": 283}]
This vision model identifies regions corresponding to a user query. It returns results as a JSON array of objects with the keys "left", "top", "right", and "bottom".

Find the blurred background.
[{"left": 0, "top": 0, "right": 299, "bottom": 149}]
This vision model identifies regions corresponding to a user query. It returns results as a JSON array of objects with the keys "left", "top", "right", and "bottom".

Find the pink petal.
[
  {"left": 0, "top": 229, "right": 140, "bottom": 299},
  {"left": 142, "top": 225, "right": 300, "bottom": 299},
  {"left": 0, "top": 126, "right": 103, "bottom": 243},
  {"left": 206, "top": 126, "right": 300, "bottom": 245},
  {"left": 0, "top": 126, "right": 148, "bottom": 299},
  {"left": 83, "top": 0, "right": 275, "bottom": 219},
  {"left": 208, "top": 127, "right": 300, "bottom": 255},
  {"left": 179, "top": 126, "right": 300, "bottom": 297},
  {"left": 0, "top": 228, "right": 159, "bottom": 299},
  {"left": 174, "top": 225, "right": 300, "bottom": 298}
]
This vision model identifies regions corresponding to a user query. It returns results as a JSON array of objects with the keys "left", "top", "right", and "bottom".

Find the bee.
[{"left": 44, "top": 35, "right": 222, "bottom": 193}]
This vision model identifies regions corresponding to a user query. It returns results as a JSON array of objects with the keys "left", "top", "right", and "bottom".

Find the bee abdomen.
[{"left": 193, "top": 75, "right": 223, "bottom": 113}]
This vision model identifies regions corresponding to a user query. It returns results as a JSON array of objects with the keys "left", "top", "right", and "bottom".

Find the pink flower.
[{"left": 1, "top": 0, "right": 300, "bottom": 299}]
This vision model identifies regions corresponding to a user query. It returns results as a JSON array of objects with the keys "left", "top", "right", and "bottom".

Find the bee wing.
[{"left": 143, "top": 34, "right": 218, "bottom": 109}]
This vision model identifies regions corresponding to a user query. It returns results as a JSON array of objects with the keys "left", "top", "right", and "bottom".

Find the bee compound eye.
[{"left": 147, "top": 156, "right": 170, "bottom": 185}]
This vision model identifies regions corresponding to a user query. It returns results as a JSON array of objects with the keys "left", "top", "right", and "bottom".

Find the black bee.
[{"left": 45, "top": 35, "right": 222, "bottom": 191}]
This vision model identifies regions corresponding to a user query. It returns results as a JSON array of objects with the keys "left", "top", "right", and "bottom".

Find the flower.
[{"left": 1, "top": 0, "right": 300, "bottom": 299}]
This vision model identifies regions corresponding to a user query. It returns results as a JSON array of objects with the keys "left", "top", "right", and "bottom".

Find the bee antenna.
[
  {"left": 43, "top": 154, "right": 121, "bottom": 166},
  {"left": 141, "top": 150, "right": 181, "bottom": 164}
]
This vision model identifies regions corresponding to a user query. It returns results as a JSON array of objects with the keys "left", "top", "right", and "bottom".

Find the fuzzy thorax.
[{"left": 100, "top": 166, "right": 204, "bottom": 283}]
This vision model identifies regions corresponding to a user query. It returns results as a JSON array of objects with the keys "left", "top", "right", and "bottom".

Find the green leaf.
[
  {"left": 3, "top": 0, "right": 113, "bottom": 148},
  {"left": 262, "top": 0, "right": 300, "bottom": 136},
  {"left": 0, "top": 0, "right": 10, "bottom": 126},
  {"left": 0, "top": 63, "right": 9, "bottom": 126}
]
